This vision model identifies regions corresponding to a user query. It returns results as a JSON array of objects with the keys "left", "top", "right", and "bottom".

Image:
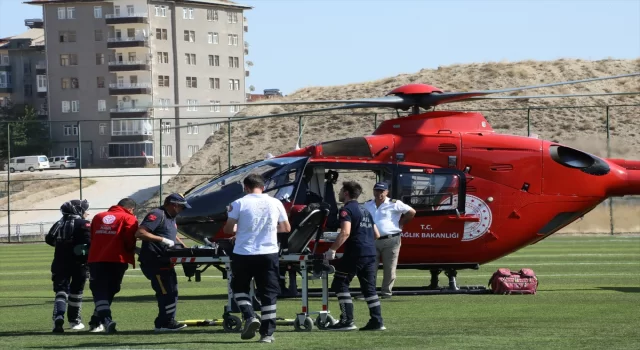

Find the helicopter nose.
[{"left": 606, "top": 159, "right": 640, "bottom": 196}]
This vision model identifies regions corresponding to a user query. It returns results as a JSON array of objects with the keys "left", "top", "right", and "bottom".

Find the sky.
[{"left": 0, "top": 0, "right": 638, "bottom": 95}]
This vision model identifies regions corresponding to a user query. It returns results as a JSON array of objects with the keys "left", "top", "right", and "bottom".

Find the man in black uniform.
[
  {"left": 136, "top": 193, "right": 190, "bottom": 332},
  {"left": 45, "top": 199, "right": 91, "bottom": 333},
  {"left": 324, "top": 181, "right": 386, "bottom": 331}
]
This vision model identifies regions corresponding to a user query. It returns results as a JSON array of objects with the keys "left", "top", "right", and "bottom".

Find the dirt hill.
[{"left": 140, "top": 58, "right": 640, "bottom": 233}]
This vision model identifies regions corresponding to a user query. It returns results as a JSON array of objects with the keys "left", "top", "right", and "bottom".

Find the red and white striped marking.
[{"left": 170, "top": 257, "right": 196, "bottom": 263}]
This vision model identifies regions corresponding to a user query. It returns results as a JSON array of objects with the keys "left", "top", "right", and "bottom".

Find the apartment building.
[
  {"left": 0, "top": 19, "right": 47, "bottom": 117},
  {"left": 26, "top": 0, "right": 251, "bottom": 168}
]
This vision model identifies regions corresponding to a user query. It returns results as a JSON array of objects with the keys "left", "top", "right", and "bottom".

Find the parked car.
[
  {"left": 48, "top": 156, "right": 77, "bottom": 169},
  {"left": 4, "top": 155, "right": 50, "bottom": 173}
]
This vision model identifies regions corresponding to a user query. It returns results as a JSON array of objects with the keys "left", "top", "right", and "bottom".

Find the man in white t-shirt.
[
  {"left": 223, "top": 173, "right": 291, "bottom": 344},
  {"left": 363, "top": 182, "right": 415, "bottom": 298}
]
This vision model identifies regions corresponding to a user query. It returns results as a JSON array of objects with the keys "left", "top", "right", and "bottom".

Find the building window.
[
  {"left": 98, "top": 100, "right": 106, "bottom": 112},
  {"left": 58, "top": 7, "right": 66, "bottom": 19},
  {"left": 183, "top": 8, "right": 194, "bottom": 19},
  {"left": 209, "top": 78, "right": 220, "bottom": 89},
  {"left": 94, "top": 6, "right": 102, "bottom": 18},
  {"left": 207, "top": 9, "right": 218, "bottom": 21},
  {"left": 228, "top": 56, "right": 239, "bottom": 68},
  {"left": 158, "top": 98, "right": 170, "bottom": 110},
  {"left": 59, "top": 31, "right": 76, "bottom": 42},
  {"left": 227, "top": 34, "right": 238, "bottom": 46},
  {"left": 108, "top": 142, "right": 153, "bottom": 158},
  {"left": 71, "top": 100, "right": 79, "bottom": 112},
  {"left": 229, "top": 79, "right": 240, "bottom": 90},
  {"left": 100, "top": 146, "right": 108, "bottom": 159},
  {"left": 157, "top": 51, "right": 168, "bottom": 64},
  {"left": 95, "top": 30, "right": 103, "bottom": 41},
  {"left": 161, "top": 122, "right": 171, "bottom": 134},
  {"left": 186, "top": 100, "right": 198, "bottom": 112},
  {"left": 158, "top": 75, "right": 169, "bottom": 87},
  {"left": 62, "top": 124, "right": 78, "bottom": 136},
  {"left": 211, "top": 123, "right": 221, "bottom": 133},
  {"left": 186, "top": 77, "right": 197, "bottom": 88},
  {"left": 188, "top": 145, "right": 199, "bottom": 157},
  {"left": 96, "top": 54, "right": 104, "bottom": 65},
  {"left": 61, "top": 78, "right": 69, "bottom": 89},
  {"left": 99, "top": 123, "right": 107, "bottom": 135},
  {"left": 111, "top": 119, "right": 153, "bottom": 136},
  {"left": 97, "top": 76, "right": 105, "bottom": 88},
  {"left": 185, "top": 53, "right": 196, "bottom": 65},
  {"left": 208, "top": 32, "right": 218, "bottom": 44},
  {"left": 70, "top": 78, "right": 79, "bottom": 89},
  {"left": 161, "top": 145, "right": 173, "bottom": 157},
  {"left": 156, "top": 28, "right": 167, "bottom": 40},
  {"left": 208, "top": 55, "right": 219, "bottom": 66},
  {"left": 209, "top": 100, "right": 220, "bottom": 112},
  {"left": 227, "top": 11, "right": 238, "bottom": 23},
  {"left": 62, "top": 101, "right": 70, "bottom": 113},
  {"left": 155, "top": 6, "right": 167, "bottom": 17},
  {"left": 64, "top": 147, "right": 79, "bottom": 158},
  {"left": 37, "top": 75, "right": 47, "bottom": 92},
  {"left": 66, "top": 7, "right": 75, "bottom": 19},
  {"left": 183, "top": 30, "right": 195, "bottom": 42},
  {"left": 230, "top": 102, "right": 241, "bottom": 113},
  {"left": 60, "top": 54, "right": 78, "bottom": 66}
]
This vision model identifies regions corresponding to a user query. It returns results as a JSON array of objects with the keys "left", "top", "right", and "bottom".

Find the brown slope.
[{"left": 138, "top": 58, "right": 640, "bottom": 227}]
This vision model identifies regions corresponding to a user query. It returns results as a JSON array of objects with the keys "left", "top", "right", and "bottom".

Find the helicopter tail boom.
[{"left": 606, "top": 159, "right": 640, "bottom": 196}]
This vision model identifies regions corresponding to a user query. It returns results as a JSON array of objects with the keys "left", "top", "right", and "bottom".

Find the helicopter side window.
[{"left": 397, "top": 173, "right": 460, "bottom": 211}]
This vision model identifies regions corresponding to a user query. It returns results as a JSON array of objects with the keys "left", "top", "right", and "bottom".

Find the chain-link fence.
[{"left": 1, "top": 104, "right": 638, "bottom": 242}]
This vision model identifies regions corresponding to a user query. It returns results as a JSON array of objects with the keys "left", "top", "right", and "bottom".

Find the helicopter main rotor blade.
[
  {"left": 148, "top": 95, "right": 405, "bottom": 110},
  {"left": 154, "top": 102, "right": 386, "bottom": 133},
  {"left": 417, "top": 72, "right": 640, "bottom": 108},
  {"left": 459, "top": 91, "right": 640, "bottom": 101}
]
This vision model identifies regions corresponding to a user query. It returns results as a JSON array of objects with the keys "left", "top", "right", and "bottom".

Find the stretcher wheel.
[
  {"left": 316, "top": 314, "right": 336, "bottom": 330},
  {"left": 223, "top": 314, "right": 242, "bottom": 332},
  {"left": 293, "top": 317, "right": 314, "bottom": 331}
]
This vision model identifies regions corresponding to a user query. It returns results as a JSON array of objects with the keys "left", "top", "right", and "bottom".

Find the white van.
[
  {"left": 5, "top": 155, "right": 50, "bottom": 173},
  {"left": 48, "top": 155, "right": 77, "bottom": 169}
]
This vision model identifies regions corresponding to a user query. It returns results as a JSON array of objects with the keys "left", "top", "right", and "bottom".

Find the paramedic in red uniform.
[{"left": 86, "top": 198, "right": 139, "bottom": 334}]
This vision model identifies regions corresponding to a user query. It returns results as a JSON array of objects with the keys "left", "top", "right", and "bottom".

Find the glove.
[
  {"left": 160, "top": 237, "right": 175, "bottom": 248},
  {"left": 324, "top": 249, "right": 336, "bottom": 260}
]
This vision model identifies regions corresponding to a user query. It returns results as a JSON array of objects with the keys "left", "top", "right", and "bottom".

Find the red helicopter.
[{"left": 174, "top": 72, "right": 640, "bottom": 292}]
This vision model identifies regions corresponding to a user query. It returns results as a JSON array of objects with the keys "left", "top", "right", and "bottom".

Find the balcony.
[
  {"left": 105, "top": 12, "right": 148, "bottom": 24},
  {"left": 110, "top": 107, "right": 150, "bottom": 118},
  {"left": 107, "top": 36, "right": 149, "bottom": 49},
  {"left": 35, "top": 62, "right": 46, "bottom": 74},
  {"left": 108, "top": 82, "right": 151, "bottom": 95},
  {"left": 108, "top": 60, "right": 150, "bottom": 72},
  {"left": 0, "top": 83, "right": 12, "bottom": 93}
]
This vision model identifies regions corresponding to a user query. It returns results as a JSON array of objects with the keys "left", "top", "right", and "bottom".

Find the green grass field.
[{"left": 1, "top": 236, "right": 639, "bottom": 349}]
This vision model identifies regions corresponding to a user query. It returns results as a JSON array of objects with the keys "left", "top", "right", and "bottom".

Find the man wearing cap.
[
  {"left": 364, "top": 182, "right": 416, "bottom": 298},
  {"left": 136, "top": 193, "right": 191, "bottom": 332}
]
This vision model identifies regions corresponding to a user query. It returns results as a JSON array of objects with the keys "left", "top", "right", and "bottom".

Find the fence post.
[
  {"left": 6, "top": 122, "right": 10, "bottom": 243},
  {"left": 227, "top": 117, "right": 231, "bottom": 168},
  {"left": 159, "top": 118, "right": 163, "bottom": 207},
  {"left": 298, "top": 116, "right": 302, "bottom": 147},
  {"left": 526, "top": 108, "right": 531, "bottom": 136},
  {"left": 605, "top": 106, "right": 614, "bottom": 235},
  {"left": 77, "top": 121, "right": 83, "bottom": 200},
  {"left": 374, "top": 113, "right": 377, "bottom": 130}
]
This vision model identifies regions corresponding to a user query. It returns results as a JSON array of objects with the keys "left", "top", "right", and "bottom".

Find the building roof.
[
  {"left": 24, "top": 0, "right": 253, "bottom": 9},
  {"left": 0, "top": 28, "right": 45, "bottom": 48}
]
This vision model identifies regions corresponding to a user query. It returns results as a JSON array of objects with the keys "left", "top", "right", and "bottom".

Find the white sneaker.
[
  {"left": 69, "top": 322, "right": 85, "bottom": 330},
  {"left": 89, "top": 324, "right": 104, "bottom": 333}
]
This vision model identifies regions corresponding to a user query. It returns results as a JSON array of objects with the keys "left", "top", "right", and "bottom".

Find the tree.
[
  {"left": 0, "top": 103, "right": 51, "bottom": 163},
  {"left": 249, "top": 85, "right": 255, "bottom": 92}
]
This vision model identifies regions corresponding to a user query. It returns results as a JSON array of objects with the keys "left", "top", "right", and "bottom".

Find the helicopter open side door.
[{"left": 393, "top": 164, "right": 474, "bottom": 243}]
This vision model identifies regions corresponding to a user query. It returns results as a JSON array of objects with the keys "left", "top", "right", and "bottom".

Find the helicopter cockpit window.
[
  {"left": 397, "top": 173, "right": 460, "bottom": 211},
  {"left": 321, "top": 137, "right": 372, "bottom": 158}
]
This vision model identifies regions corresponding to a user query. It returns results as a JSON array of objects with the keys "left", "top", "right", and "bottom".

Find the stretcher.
[{"left": 165, "top": 208, "right": 340, "bottom": 332}]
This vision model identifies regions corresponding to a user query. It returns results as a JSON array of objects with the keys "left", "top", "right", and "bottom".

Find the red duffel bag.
[{"left": 488, "top": 268, "right": 539, "bottom": 295}]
